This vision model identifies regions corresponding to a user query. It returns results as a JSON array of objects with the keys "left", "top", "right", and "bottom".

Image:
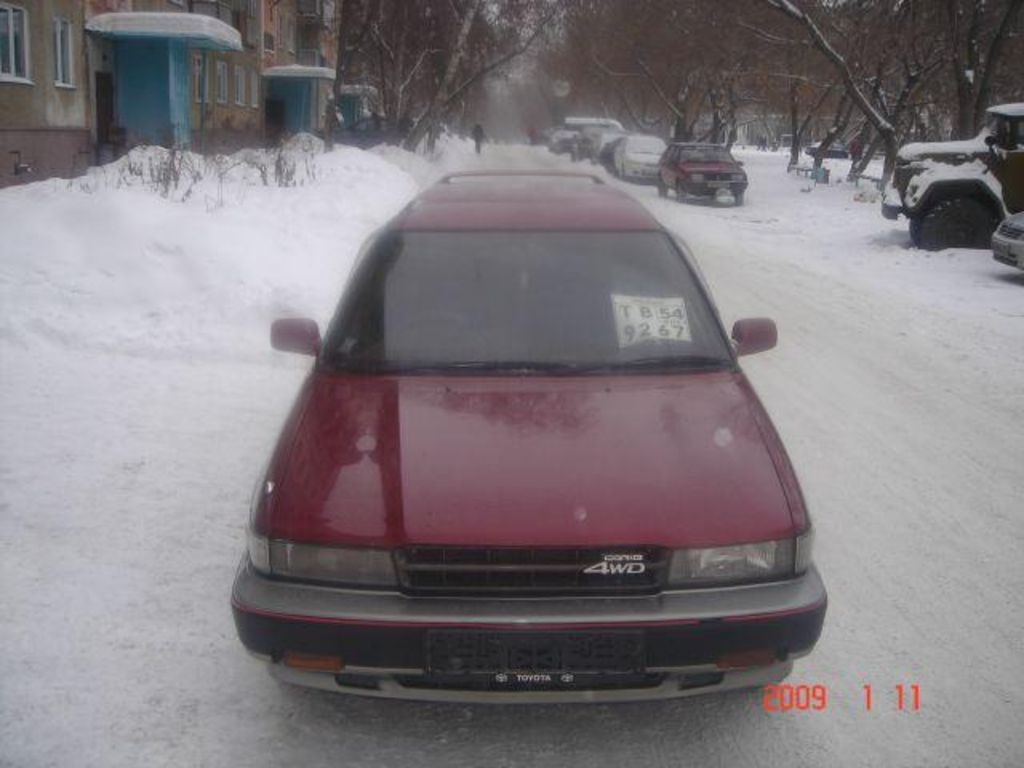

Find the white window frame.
[
  {"left": 0, "top": 3, "right": 31, "bottom": 83},
  {"left": 234, "top": 64, "right": 245, "bottom": 106},
  {"left": 53, "top": 16, "right": 73, "bottom": 87},
  {"left": 215, "top": 59, "right": 228, "bottom": 104},
  {"left": 250, "top": 68, "right": 259, "bottom": 109}
]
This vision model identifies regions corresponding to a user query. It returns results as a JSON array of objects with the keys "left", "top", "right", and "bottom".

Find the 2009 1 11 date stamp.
[{"left": 762, "top": 683, "right": 921, "bottom": 713}]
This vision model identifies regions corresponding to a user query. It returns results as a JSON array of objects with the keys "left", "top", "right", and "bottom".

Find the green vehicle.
[{"left": 883, "top": 103, "right": 1024, "bottom": 250}]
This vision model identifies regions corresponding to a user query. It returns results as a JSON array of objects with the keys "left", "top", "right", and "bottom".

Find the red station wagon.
[{"left": 231, "top": 171, "right": 826, "bottom": 702}]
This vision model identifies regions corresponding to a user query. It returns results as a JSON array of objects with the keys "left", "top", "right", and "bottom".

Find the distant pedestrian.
[
  {"left": 849, "top": 137, "right": 863, "bottom": 164},
  {"left": 472, "top": 123, "right": 486, "bottom": 155}
]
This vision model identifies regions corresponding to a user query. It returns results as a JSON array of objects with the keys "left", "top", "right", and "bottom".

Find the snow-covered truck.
[{"left": 882, "top": 103, "right": 1024, "bottom": 251}]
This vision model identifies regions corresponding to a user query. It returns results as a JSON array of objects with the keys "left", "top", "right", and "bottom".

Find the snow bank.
[
  {"left": 371, "top": 132, "right": 479, "bottom": 186},
  {"left": 0, "top": 141, "right": 418, "bottom": 359}
]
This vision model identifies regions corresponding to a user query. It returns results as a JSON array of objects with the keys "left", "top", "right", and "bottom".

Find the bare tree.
[{"left": 943, "top": 0, "right": 1024, "bottom": 138}]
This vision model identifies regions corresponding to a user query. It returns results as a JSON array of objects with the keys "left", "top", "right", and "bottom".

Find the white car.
[
  {"left": 614, "top": 135, "right": 667, "bottom": 182},
  {"left": 992, "top": 211, "right": 1024, "bottom": 270}
]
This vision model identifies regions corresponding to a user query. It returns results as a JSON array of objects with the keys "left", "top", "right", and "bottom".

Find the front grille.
[
  {"left": 998, "top": 222, "right": 1024, "bottom": 239},
  {"left": 396, "top": 546, "right": 668, "bottom": 596}
]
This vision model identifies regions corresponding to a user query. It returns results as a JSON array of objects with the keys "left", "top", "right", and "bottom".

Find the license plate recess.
[{"left": 426, "top": 630, "right": 645, "bottom": 675}]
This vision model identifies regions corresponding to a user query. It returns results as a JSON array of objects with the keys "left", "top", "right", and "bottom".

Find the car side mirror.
[
  {"left": 271, "top": 318, "right": 321, "bottom": 356},
  {"left": 731, "top": 318, "right": 777, "bottom": 357}
]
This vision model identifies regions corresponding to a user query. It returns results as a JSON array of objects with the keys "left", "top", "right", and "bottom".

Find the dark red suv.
[
  {"left": 658, "top": 143, "right": 749, "bottom": 205},
  {"left": 231, "top": 171, "right": 825, "bottom": 702}
]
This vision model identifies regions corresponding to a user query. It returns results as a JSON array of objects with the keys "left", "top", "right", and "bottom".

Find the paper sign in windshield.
[{"left": 611, "top": 295, "right": 690, "bottom": 347}]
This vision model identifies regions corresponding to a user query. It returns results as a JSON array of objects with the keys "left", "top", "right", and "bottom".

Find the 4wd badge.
[{"left": 583, "top": 554, "right": 646, "bottom": 575}]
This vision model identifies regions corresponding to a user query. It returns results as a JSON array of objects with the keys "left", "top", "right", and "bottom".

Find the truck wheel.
[{"left": 917, "top": 198, "right": 999, "bottom": 251}]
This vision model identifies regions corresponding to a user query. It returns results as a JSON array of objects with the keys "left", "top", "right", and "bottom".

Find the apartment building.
[
  {"left": 261, "top": 0, "right": 334, "bottom": 143},
  {"left": 1, "top": 1, "right": 337, "bottom": 187},
  {"left": 1, "top": 0, "right": 92, "bottom": 186}
]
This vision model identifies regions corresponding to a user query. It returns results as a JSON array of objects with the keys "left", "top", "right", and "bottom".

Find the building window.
[
  {"left": 53, "top": 17, "right": 72, "bottom": 86},
  {"left": 0, "top": 3, "right": 29, "bottom": 81},
  {"left": 250, "top": 69, "right": 259, "bottom": 109},
  {"left": 193, "top": 55, "right": 207, "bottom": 103},
  {"left": 234, "top": 64, "right": 245, "bottom": 106},
  {"left": 215, "top": 60, "right": 228, "bottom": 104},
  {"left": 286, "top": 16, "right": 295, "bottom": 54}
]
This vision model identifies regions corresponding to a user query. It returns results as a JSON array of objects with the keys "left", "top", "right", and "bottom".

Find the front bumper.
[
  {"left": 681, "top": 181, "right": 748, "bottom": 198},
  {"left": 992, "top": 232, "right": 1024, "bottom": 269},
  {"left": 231, "top": 560, "right": 826, "bottom": 702},
  {"left": 881, "top": 201, "right": 903, "bottom": 220}
]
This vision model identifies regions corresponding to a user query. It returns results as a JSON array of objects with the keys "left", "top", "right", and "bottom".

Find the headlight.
[
  {"left": 690, "top": 173, "right": 705, "bottom": 182},
  {"left": 666, "top": 538, "right": 799, "bottom": 587},
  {"left": 247, "top": 533, "right": 398, "bottom": 588}
]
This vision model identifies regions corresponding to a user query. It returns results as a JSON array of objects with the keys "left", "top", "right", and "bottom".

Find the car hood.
[
  {"left": 897, "top": 133, "right": 989, "bottom": 162},
  {"left": 264, "top": 372, "right": 798, "bottom": 548}
]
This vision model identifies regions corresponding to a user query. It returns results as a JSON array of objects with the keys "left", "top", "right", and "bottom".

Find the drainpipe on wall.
[{"left": 199, "top": 50, "right": 207, "bottom": 153}]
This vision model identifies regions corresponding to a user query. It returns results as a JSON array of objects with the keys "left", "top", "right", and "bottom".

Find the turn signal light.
[
  {"left": 715, "top": 649, "right": 777, "bottom": 669},
  {"left": 283, "top": 652, "right": 345, "bottom": 673}
]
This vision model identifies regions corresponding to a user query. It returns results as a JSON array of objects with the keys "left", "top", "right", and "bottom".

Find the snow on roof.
[
  {"left": 85, "top": 12, "right": 242, "bottom": 51},
  {"left": 987, "top": 103, "right": 1024, "bottom": 118},
  {"left": 564, "top": 117, "right": 624, "bottom": 130},
  {"left": 263, "top": 65, "right": 335, "bottom": 81}
]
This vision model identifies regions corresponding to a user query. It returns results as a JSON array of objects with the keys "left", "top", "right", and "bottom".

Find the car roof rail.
[{"left": 437, "top": 171, "right": 605, "bottom": 185}]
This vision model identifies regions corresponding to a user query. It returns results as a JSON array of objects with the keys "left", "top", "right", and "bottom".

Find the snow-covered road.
[{"left": 2, "top": 142, "right": 1022, "bottom": 767}]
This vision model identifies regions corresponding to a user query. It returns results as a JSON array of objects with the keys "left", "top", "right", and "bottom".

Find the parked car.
[
  {"left": 232, "top": 171, "right": 826, "bottom": 703},
  {"left": 992, "top": 212, "right": 1024, "bottom": 270},
  {"left": 333, "top": 116, "right": 403, "bottom": 149},
  {"left": 565, "top": 117, "right": 625, "bottom": 161},
  {"left": 883, "top": 103, "right": 1024, "bottom": 250},
  {"left": 548, "top": 129, "right": 581, "bottom": 158},
  {"left": 658, "top": 143, "right": 749, "bottom": 205},
  {"left": 614, "top": 134, "right": 667, "bottom": 182},
  {"left": 804, "top": 142, "right": 849, "bottom": 160},
  {"left": 598, "top": 134, "right": 626, "bottom": 173},
  {"left": 590, "top": 129, "right": 627, "bottom": 166}
]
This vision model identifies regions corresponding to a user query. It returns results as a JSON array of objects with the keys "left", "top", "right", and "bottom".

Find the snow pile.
[
  {"left": 371, "top": 132, "right": 480, "bottom": 186},
  {"left": 74, "top": 134, "right": 332, "bottom": 202},
  {"left": 0, "top": 142, "right": 418, "bottom": 359}
]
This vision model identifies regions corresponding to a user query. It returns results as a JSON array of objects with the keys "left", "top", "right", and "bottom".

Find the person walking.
[{"left": 472, "top": 123, "right": 486, "bottom": 155}]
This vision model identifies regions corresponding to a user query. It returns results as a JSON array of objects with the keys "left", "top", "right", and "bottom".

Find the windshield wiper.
[
  {"left": 575, "top": 355, "right": 731, "bottom": 373},
  {"left": 351, "top": 360, "right": 585, "bottom": 375}
]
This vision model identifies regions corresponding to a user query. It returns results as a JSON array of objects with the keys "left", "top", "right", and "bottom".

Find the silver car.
[{"left": 992, "top": 212, "right": 1024, "bottom": 270}]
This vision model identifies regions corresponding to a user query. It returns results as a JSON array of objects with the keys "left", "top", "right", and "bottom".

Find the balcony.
[
  {"left": 297, "top": 0, "right": 326, "bottom": 21},
  {"left": 296, "top": 48, "right": 325, "bottom": 67},
  {"left": 191, "top": 1, "right": 234, "bottom": 25}
]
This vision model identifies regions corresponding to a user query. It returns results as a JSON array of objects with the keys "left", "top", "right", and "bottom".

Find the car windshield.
[
  {"left": 629, "top": 137, "right": 666, "bottom": 154},
  {"left": 678, "top": 146, "right": 734, "bottom": 163},
  {"left": 323, "top": 232, "right": 731, "bottom": 374}
]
